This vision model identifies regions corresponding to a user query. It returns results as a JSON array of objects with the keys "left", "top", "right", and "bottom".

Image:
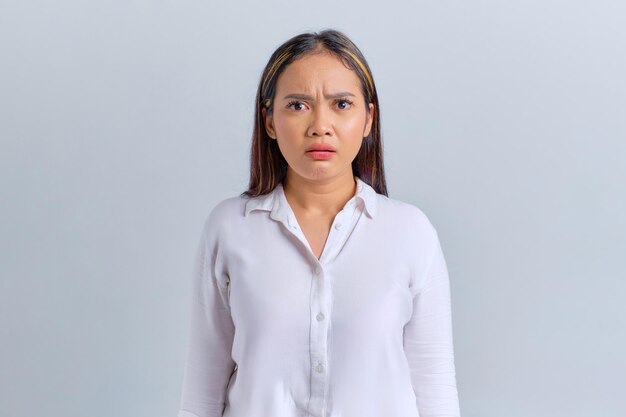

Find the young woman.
[{"left": 177, "top": 29, "right": 461, "bottom": 417}]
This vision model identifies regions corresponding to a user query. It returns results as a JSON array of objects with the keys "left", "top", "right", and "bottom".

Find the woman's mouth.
[{"left": 305, "top": 150, "right": 335, "bottom": 160}]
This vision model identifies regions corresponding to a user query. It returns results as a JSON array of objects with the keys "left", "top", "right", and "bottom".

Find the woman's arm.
[
  {"left": 403, "top": 233, "right": 461, "bottom": 417},
  {"left": 178, "top": 214, "right": 236, "bottom": 417}
]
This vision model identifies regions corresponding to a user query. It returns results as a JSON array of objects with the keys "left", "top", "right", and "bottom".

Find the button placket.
[
  {"left": 318, "top": 210, "right": 348, "bottom": 264},
  {"left": 309, "top": 262, "right": 330, "bottom": 417}
]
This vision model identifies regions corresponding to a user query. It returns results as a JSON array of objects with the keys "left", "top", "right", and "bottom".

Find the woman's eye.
[
  {"left": 287, "top": 100, "right": 305, "bottom": 111},
  {"left": 336, "top": 99, "right": 353, "bottom": 110}
]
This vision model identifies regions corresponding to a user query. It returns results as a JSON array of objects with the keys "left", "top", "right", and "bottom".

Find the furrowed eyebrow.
[{"left": 282, "top": 92, "right": 356, "bottom": 100}]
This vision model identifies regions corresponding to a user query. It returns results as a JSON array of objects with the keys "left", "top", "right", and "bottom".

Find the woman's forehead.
[{"left": 276, "top": 55, "right": 361, "bottom": 95}]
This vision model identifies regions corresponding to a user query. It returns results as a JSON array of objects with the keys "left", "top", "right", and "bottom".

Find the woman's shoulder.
[
  {"left": 199, "top": 194, "right": 249, "bottom": 232},
  {"left": 377, "top": 193, "right": 439, "bottom": 239}
]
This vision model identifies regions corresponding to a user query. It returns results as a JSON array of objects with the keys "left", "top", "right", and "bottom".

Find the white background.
[{"left": 1, "top": 1, "right": 624, "bottom": 416}]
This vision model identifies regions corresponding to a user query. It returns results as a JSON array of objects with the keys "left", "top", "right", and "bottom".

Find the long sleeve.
[
  {"left": 403, "top": 232, "right": 461, "bottom": 417},
  {"left": 178, "top": 214, "right": 236, "bottom": 417}
]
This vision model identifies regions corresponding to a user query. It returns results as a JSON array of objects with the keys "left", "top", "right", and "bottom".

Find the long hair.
[{"left": 241, "top": 29, "right": 387, "bottom": 198}]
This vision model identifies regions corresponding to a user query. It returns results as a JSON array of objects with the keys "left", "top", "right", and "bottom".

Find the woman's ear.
[
  {"left": 262, "top": 108, "right": 276, "bottom": 139},
  {"left": 363, "top": 103, "right": 375, "bottom": 138}
]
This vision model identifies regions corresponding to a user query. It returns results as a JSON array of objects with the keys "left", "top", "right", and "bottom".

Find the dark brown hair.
[{"left": 241, "top": 29, "right": 387, "bottom": 198}]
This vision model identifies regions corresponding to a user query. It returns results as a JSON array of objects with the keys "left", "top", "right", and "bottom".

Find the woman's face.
[{"left": 263, "top": 52, "right": 374, "bottom": 183}]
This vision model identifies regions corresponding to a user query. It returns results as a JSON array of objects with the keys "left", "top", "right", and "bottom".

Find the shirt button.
[
  {"left": 316, "top": 363, "right": 324, "bottom": 373},
  {"left": 316, "top": 312, "right": 325, "bottom": 321},
  {"left": 334, "top": 223, "right": 342, "bottom": 230},
  {"left": 314, "top": 265, "right": 321, "bottom": 274}
]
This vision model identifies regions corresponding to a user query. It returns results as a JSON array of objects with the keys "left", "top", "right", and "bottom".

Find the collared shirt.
[{"left": 177, "top": 176, "right": 461, "bottom": 417}]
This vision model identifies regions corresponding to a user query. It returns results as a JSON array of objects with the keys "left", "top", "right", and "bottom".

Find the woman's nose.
[{"left": 307, "top": 106, "right": 333, "bottom": 136}]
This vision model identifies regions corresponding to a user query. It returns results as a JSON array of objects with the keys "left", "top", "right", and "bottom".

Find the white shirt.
[{"left": 177, "top": 176, "right": 461, "bottom": 417}]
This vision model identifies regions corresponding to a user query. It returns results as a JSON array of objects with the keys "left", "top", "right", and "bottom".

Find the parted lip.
[{"left": 305, "top": 143, "right": 336, "bottom": 152}]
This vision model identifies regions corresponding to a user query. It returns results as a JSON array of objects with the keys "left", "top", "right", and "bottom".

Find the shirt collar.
[{"left": 244, "top": 176, "right": 378, "bottom": 220}]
